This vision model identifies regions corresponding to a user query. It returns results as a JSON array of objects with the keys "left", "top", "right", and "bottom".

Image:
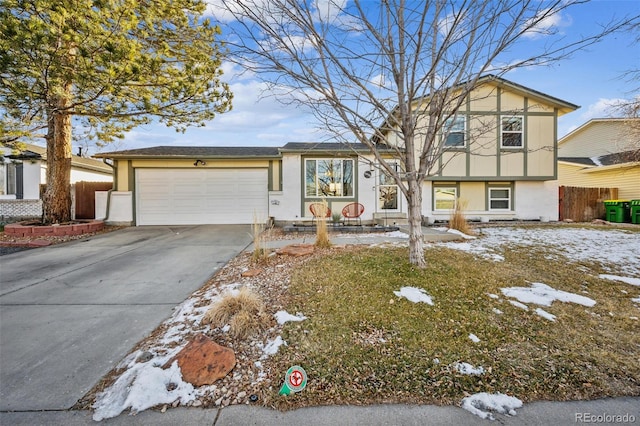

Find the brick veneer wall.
[{"left": 0, "top": 199, "right": 43, "bottom": 222}]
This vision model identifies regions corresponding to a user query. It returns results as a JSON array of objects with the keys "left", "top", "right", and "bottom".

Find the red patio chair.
[
  {"left": 342, "top": 202, "right": 365, "bottom": 226},
  {"left": 309, "top": 202, "right": 331, "bottom": 225}
]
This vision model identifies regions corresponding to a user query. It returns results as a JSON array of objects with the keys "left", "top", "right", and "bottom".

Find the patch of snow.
[
  {"left": 509, "top": 300, "right": 529, "bottom": 310},
  {"left": 221, "top": 324, "right": 231, "bottom": 333},
  {"left": 599, "top": 274, "right": 640, "bottom": 287},
  {"left": 384, "top": 230, "right": 410, "bottom": 238},
  {"left": 590, "top": 155, "right": 604, "bottom": 166},
  {"left": 261, "top": 336, "right": 286, "bottom": 357},
  {"left": 440, "top": 227, "right": 640, "bottom": 275},
  {"left": 469, "top": 333, "right": 480, "bottom": 343},
  {"left": 393, "top": 286, "right": 434, "bottom": 305},
  {"left": 93, "top": 356, "right": 194, "bottom": 421},
  {"left": 535, "top": 308, "right": 556, "bottom": 322},
  {"left": 454, "top": 362, "right": 485, "bottom": 375},
  {"left": 447, "top": 228, "right": 477, "bottom": 240},
  {"left": 461, "top": 392, "right": 523, "bottom": 420},
  {"left": 274, "top": 310, "right": 307, "bottom": 324},
  {"left": 632, "top": 297, "right": 640, "bottom": 304},
  {"left": 501, "top": 282, "right": 596, "bottom": 307},
  {"left": 492, "top": 308, "right": 503, "bottom": 315},
  {"left": 487, "top": 293, "right": 500, "bottom": 299}
]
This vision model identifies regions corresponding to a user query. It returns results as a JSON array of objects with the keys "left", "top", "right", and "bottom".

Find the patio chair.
[
  {"left": 309, "top": 202, "right": 331, "bottom": 225},
  {"left": 342, "top": 202, "right": 365, "bottom": 226}
]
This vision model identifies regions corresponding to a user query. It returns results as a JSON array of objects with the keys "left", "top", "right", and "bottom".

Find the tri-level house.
[{"left": 96, "top": 75, "right": 578, "bottom": 226}]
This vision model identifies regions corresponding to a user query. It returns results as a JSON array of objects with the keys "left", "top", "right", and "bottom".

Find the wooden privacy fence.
[
  {"left": 559, "top": 186, "right": 618, "bottom": 222},
  {"left": 75, "top": 181, "right": 113, "bottom": 219}
]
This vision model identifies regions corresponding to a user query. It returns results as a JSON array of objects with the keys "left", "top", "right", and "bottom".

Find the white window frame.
[
  {"left": 443, "top": 115, "right": 466, "bottom": 148},
  {"left": 489, "top": 187, "right": 511, "bottom": 211},
  {"left": 305, "top": 158, "right": 354, "bottom": 198},
  {"left": 500, "top": 115, "right": 523, "bottom": 148},
  {"left": 434, "top": 187, "right": 457, "bottom": 211}
]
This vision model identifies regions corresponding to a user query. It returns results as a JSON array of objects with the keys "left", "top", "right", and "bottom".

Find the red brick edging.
[{"left": 3, "top": 220, "right": 104, "bottom": 237}]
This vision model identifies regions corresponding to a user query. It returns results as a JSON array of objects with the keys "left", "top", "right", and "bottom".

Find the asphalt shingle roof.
[{"left": 95, "top": 146, "right": 281, "bottom": 158}]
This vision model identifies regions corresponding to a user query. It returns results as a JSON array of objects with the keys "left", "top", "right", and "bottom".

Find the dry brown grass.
[
  {"left": 202, "top": 287, "right": 270, "bottom": 339},
  {"left": 314, "top": 200, "right": 331, "bottom": 248},
  {"left": 449, "top": 198, "right": 473, "bottom": 235},
  {"left": 251, "top": 214, "right": 269, "bottom": 264}
]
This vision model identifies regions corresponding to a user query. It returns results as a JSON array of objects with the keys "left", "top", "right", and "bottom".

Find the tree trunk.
[
  {"left": 407, "top": 177, "right": 426, "bottom": 268},
  {"left": 42, "top": 89, "right": 73, "bottom": 224}
]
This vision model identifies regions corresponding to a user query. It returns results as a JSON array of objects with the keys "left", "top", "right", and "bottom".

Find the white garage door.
[{"left": 136, "top": 169, "right": 268, "bottom": 225}]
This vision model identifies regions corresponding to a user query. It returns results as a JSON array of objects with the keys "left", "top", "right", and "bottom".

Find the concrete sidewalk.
[
  {"left": 249, "top": 226, "right": 462, "bottom": 251},
  {"left": 1, "top": 396, "right": 638, "bottom": 425}
]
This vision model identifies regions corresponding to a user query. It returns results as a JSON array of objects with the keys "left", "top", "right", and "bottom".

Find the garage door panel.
[{"left": 136, "top": 169, "right": 268, "bottom": 225}]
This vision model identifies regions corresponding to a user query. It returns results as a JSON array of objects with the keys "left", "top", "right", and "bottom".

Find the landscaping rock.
[
  {"left": 241, "top": 268, "right": 263, "bottom": 277},
  {"left": 164, "top": 334, "right": 236, "bottom": 386},
  {"left": 275, "top": 243, "right": 315, "bottom": 257}
]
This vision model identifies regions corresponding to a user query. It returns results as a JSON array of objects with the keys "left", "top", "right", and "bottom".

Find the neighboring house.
[
  {"left": 558, "top": 118, "right": 640, "bottom": 200},
  {"left": 1, "top": 143, "right": 113, "bottom": 200},
  {"left": 1, "top": 143, "right": 113, "bottom": 220},
  {"left": 96, "top": 75, "right": 578, "bottom": 226}
]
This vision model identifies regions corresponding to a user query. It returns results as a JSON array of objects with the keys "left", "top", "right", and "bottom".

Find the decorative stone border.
[{"left": 4, "top": 220, "right": 104, "bottom": 237}]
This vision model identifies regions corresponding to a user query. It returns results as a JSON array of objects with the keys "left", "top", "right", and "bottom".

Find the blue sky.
[{"left": 96, "top": 0, "right": 640, "bottom": 154}]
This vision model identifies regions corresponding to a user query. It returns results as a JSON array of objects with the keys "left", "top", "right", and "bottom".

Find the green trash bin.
[
  {"left": 604, "top": 200, "right": 631, "bottom": 223},
  {"left": 630, "top": 200, "right": 640, "bottom": 224}
]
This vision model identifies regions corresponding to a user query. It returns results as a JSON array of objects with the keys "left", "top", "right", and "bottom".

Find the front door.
[{"left": 376, "top": 161, "right": 400, "bottom": 212}]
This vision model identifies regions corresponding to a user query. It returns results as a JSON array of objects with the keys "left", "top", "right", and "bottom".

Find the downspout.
[{"left": 102, "top": 158, "right": 115, "bottom": 222}]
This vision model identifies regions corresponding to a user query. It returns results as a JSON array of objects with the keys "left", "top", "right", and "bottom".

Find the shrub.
[
  {"left": 449, "top": 198, "right": 473, "bottom": 235},
  {"left": 202, "top": 287, "right": 270, "bottom": 339},
  {"left": 314, "top": 200, "right": 332, "bottom": 248}
]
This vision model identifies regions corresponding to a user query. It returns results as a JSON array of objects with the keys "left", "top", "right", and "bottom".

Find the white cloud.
[
  {"left": 522, "top": 9, "right": 571, "bottom": 39},
  {"left": 579, "top": 98, "right": 625, "bottom": 121}
]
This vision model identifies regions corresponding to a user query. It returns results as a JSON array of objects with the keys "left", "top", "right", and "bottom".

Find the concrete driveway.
[{"left": 0, "top": 225, "right": 253, "bottom": 412}]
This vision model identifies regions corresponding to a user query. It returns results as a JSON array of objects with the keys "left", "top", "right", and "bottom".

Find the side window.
[
  {"left": 443, "top": 116, "right": 466, "bottom": 148},
  {"left": 489, "top": 187, "right": 511, "bottom": 210},
  {"left": 501, "top": 116, "right": 523, "bottom": 148}
]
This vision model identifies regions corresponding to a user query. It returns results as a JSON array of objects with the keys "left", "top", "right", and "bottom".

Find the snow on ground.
[
  {"left": 260, "top": 336, "right": 286, "bottom": 357},
  {"left": 440, "top": 227, "right": 640, "bottom": 276},
  {"left": 632, "top": 297, "right": 640, "bottom": 304},
  {"left": 92, "top": 281, "right": 252, "bottom": 421},
  {"left": 501, "top": 282, "right": 596, "bottom": 308},
  {"left": 454, "top": 362, "right": 485, "bottom": 375},
  {"left": 446, "top": 228, "right": 477, "bottom": 240},
  {"left": 468, "top": 333, "right": 480, "bottom": 343},
  {"left": 274, "top": 310, "right": 307, "bottom": 324},
  {"left": 461, "top": 392, "right": 523, "bottom": 420},
  {"left": 599, "top": 274, "right": 640, "bottom": 287},
  {"left": 393, "top": 286, "right": 434, "bottom": 305},
  {"left": 535, "top": 308, "right": 557, "bottom": 322}
]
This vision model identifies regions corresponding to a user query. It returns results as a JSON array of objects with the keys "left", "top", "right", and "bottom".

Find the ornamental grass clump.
[
  {"left": 314, "top": 200, "right": 331, "bottom": 248},
  {"left": 449, "top": 198, "right": 473, "bottom": 236},
  {"left": 251, "top": 214, "right": 269, "bottom": 264},
  {"left": 202, "top": 287, "right": 270, "bottom": 339}
]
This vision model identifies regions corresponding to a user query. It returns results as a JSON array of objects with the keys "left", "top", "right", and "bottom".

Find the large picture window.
[
  {"left": 305, "top": 159, "right": 354, "bottom": 197},
  {"left": 434, "top": 187, "right": 457, "bottom": 210},
  {"left": 501, "top": 116, "right": 523, "bottom": 148},
  {"left": 443, "top": 116, "right": 466, "bottom": 148}
]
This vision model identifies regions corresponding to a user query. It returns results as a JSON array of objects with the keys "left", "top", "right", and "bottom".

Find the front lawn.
[{"left": 266, "top": 226, "right": 640, "bottom": 409}]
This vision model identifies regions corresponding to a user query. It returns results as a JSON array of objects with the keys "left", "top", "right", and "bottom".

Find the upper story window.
[
  {"left": 443, "top": 116, "right": 466, "bottom": 148},
  {"left": 501, "top": 116, "right": 523, "bottom": 148},
  {"left": 305, "top": 158, "right": 354, "bottom": 197}
]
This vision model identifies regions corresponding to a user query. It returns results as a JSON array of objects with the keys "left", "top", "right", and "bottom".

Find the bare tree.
[{"left": 217, "top": 0, "right": 636, "bottom": 267}]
